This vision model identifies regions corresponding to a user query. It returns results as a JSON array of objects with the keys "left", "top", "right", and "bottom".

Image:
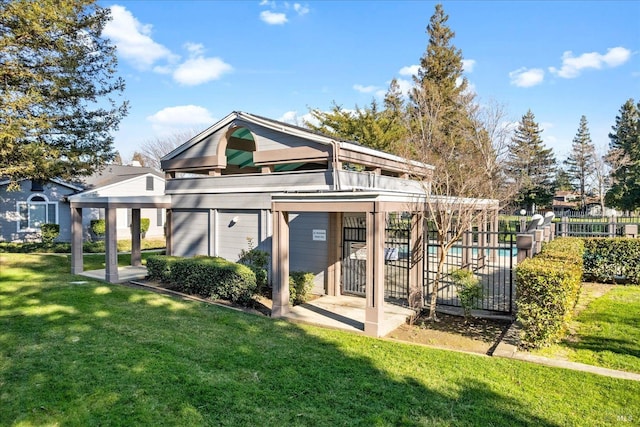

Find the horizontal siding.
[
  {"left": 83, "top": 175, "right": 165, "bottom": 197},
  {"left": 217, "top": 211, "right": 260, "bottom": 261},
  {"left": 173, "top": 131, "right": 223, "bottom": 160},
  {"left": 169, "top": 193, "right": 272, "bottom": 210},
  {"left": 0, "top": 180, "right": 75, "bottom": 242},
  {"left": 165, "top": 171, "right": 332, "bottom": 195},
  {"left": 289, "top": 212, "right": 329, "bottom": 294},
  {"left": 171, "top": 210, "right": 209, "bottom": 257}
]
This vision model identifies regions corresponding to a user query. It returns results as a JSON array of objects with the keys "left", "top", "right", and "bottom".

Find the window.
[
  {"left": 157, "top": 208, "right": 164, "bottom": 227},
  {"left": 146, "top": 176, "right": 154, "bottom": 191},
  {"left": 17, "top": 194, "right": 58, "bottom": 231}
]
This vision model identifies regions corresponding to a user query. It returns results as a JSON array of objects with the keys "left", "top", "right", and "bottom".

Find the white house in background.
[{"left": 0, "top": 165, "right": 166, "bottom": 242}]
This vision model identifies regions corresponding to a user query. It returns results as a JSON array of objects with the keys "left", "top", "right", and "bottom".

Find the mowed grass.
[
  {"left": 535, "top": 284, "right": 640, "bottom": 374},
  {"left": 1, "top": 255, "right": 639, "bottom": 426}
]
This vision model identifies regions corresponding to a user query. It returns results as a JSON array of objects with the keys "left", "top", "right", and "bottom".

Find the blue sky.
[{"left": 100, "top": 1, "right": 640, "bottom": 164}]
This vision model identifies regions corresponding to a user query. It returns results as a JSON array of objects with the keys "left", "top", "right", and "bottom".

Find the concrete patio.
[
  {"left": 285, "top": 295, "right": 415, "bottom": 337},
  {"left": 79, "top": 266, "right": 148, "bottom": 283}
]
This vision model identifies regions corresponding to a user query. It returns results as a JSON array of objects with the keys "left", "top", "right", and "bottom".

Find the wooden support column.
[
  {"left": 165, "top": 209, "right": 172, "bottom": 256},
  {"left": 105, "top": 206, "right": 119, "bottom": 283},
  {"left": 478, "top": 210, "right": 487, "bottom": 268},
  {"left": 271, "top": 209, "right": 290, "bottom": 317},
  {"left": 364, "top": 208, "right": 385, "bottom": 337},
  {"left": 131, "top": 208, "right": 141, "bottom": 267},
  {"left": 71, "top": 206, "right": 84, "bottom": 274},
  {"left": 490, "top": 209, "right": 499, "bottom": 262},
  {"left": 409, "top": 211, "right": 424, "bottom": 309},
  {"left": 327, "top": 212, "right": 343, "bottom": 296}
]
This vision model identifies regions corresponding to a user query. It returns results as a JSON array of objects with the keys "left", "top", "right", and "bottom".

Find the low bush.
[
  {"left": 168, "top": 256, "right": 257, "bottom": 306},
  {"left": 140, "top": 218, "right": 150, "bottom": 236},
  {"left": 450, "top": 269, "right": 481, "bottom": 322},
  {"left": 289, "top": 271, "right": 315, "bottom": 305},
  {"left": 90, "top": 219, "right": 106, "bottom": 237},
  {"left": 146, "top": 255, "right": 181, "bottom": 282},
  {"left": 238, "top": 238, "right": 270, "bottom": 294},
  {"left": 583, "top": 238, "right": 640, "bottom": 284},
  {"left": 40, "top": 223, "right": 60, "bottom": 243},
  {"left": 516, "top": 237, "right": 584, "bottom": 349}
]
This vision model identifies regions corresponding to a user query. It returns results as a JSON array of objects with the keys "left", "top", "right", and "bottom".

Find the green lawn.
[
  {"left": 535, "top": 284, "right": 640, "bottom": 374},
  {"left": 1, "top": 254, "right": 639, "bottom": 426}
]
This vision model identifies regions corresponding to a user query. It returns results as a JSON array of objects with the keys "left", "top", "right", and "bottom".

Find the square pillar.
[
  {"left": 131, "top": 208, "right": 141, "bottom": 267},
  {"left": 364, "top": 209, "right": 385, "bottom": 337},
  {"left": 165, "top": 209, "right": 172, "bottom": 256},
  {"left": 409, "top": 212, "right": 424, "bottom": 309},
  {"left": 71, "top": 206, "right": 84, "bottom": 274},
  {"left": 271, "top": 210, "right": 290, "bottom": 317},
  {"left": 327, "top": 212, "right": 343, "bottom": 296},
  {"left": 105, "top": 206, "right": 119, "bottom": 283},
  {"left": 490, "top": 209, "right": 499, "bottom": 262}
]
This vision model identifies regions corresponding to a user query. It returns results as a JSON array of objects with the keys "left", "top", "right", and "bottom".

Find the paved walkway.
[{"left": 492, "top": 323, "right": 640, "bottom": 381}]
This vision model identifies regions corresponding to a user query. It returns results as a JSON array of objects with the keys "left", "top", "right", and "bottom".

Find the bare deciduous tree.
[{"left": 139, "top": 131, "right": 196, "bottom": 171}]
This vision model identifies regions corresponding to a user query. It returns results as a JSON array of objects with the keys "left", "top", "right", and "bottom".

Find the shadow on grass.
[{"left": 1, "top": 254, "right": 637, "bottom": 426}]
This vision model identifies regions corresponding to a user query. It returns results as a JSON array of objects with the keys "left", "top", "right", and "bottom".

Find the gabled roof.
[
  {"left": 77, "top": 164, "right": 164, "bottom": 189},
  {"left": 0, "top": 177, "right": 84, "bottom": 192},
  {"left": 160, "top": 111, "right": 433, "bottom": 173}
]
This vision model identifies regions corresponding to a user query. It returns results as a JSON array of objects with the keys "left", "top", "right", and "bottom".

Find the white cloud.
[
  {"left": 184, "top": 42, "right": 205, "bottom": 56},
  {"left": 147, "top": 105, "right": 216, "bottom": 133},
  {"left": 260, "top": 10, "right": 288, "bottom": 25},
  {"left": 396, "top": 78, "right": 414, "bottom": 96},
  {"left": 278, "top": 111, "right": 317, "bottom": 127},
  {"left": 509, "top": 67, "right": 545, "bottom": 87},
  {"left": 353, "top": 84, "right": 378, "bottom": 93},
  {"left": 294, "top": 3, "right": 310, "bottom": 16},
  {"left": 399, "top": 65, "right": 420, "bottom": 76},
  {"left": 173, "top": 57, "right": 233, "bottom": 86},
  {"left": 462, "top": 59, "right": 476, "bottom": 73},
  {"left": 103, "top": 5, "right": 177, "bottom": 70},
  {"left": 549, "top": 47, "right": 632, "bottom": 78}
]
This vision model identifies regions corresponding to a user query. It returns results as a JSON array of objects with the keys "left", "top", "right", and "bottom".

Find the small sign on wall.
[{"left": 312, "top": 229, "right": 326, "bottom": 241}]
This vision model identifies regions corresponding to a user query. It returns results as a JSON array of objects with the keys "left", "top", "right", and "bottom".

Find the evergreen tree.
[
  {"left": 605, "top": 99, "right": 640, "bottom": 212},
  {"left": 564, "top": 115, "right": 596, "bottom": 210},
  {"left": 409, "top": 2, "right": 472, "bottom": 148},
  {"left": 305, "top": 79, "right": 406, "bottom": 155},
  {"left": 555, "top": 169, "right": 574, "bottom": 192},
  {"left": 0, "top": 0, "right": 128, "bottom": 190},
  {"left": 505, "top": 110, "right": 556, "bottom": 211}
]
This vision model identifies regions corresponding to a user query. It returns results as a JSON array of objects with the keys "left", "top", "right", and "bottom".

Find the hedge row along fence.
[
  {"left": 583, "top": 238, "right": 640, "bottom": 284},
  {"left": 147, "top": 255, "right": 257, "bottom": 306},
  {"left": 515, "top": 238, "right": 585, "bottom": 349}
]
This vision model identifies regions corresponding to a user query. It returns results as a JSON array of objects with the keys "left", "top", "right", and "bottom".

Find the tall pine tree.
[
  {"left": 605, "top": 99, "right": 640, "bottom": 212},
  {"left": 564, "top": 115, "right": 596, "bottom": 210},
  {"left": 505, "top": 110, "right": 556, "bottom": 212},
  {"left": 0, "top": 0, "right": 128, "bottom": 190}
]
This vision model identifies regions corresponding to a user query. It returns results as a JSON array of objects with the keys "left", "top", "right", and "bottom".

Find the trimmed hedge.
[
  {"left": 289, "top": 271, "right": 315, "bottom": 305},
  {"left": 40, "top": 223, "right": 60, "bottom": 243},
  {"left": 146, "top": 255, "right": 181, "bottom": 282},
  {"left": 147, "top": 255, "right": 257, "bottom": 306},
  {"left": 583, "top": 238, "right": 640, "bottom": 284},
  {"left": 516, "top": 238, "right": 584, "bottom": 349}
]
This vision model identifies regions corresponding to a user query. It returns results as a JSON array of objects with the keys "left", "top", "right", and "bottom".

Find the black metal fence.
[
  {"left": 424, "top": 230, "right": 516, "bottom": 314},
  {"left": 342, "top": 218, "right": 410, "bottom": 299},
  {"left": 342, "top": 217, "right": 517, "bottom": 314}
]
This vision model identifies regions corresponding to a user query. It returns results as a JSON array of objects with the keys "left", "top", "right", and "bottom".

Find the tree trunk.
[{"left": 428, "top": 241, "right": 447, "bottom": 320}]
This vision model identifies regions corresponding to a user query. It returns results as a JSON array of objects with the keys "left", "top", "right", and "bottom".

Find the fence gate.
[
  {"left": 342, "top": 217, "right": 411, "bottom": 300},
  {"left": 424, "top": 229, "right": 516, "bottom": 314}
]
